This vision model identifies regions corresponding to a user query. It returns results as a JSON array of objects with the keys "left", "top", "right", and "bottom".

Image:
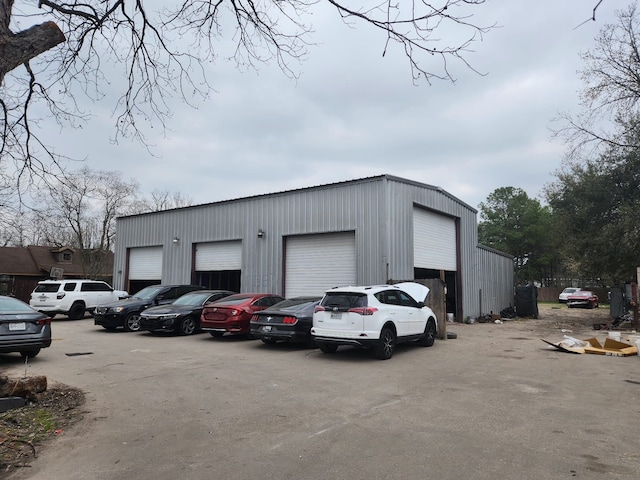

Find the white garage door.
[
  {"left": 129, "top": 246, "right": 163, "bottom": 280},
  {"left": 285, "top": 232, "right": 356, "bottom": 297},
  {"left": 195, "top": 241, "right": 242, "bottom": 270},
  {"left": 413, "top": 208, "right": 457, "bottom": 271}
]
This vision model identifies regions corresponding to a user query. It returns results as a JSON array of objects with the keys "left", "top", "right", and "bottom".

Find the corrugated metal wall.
[
  {"left": 476, "top": 245, "right": 515, "bottom": 316},
  {"left": 383, "top": 178, "right": 479, "bottom": 319},
  {"left": 112, "top": 175, "right": 513, "bottom": 320},
  {"left": 114, "top": 177, "right": 389, "bottom": 293}
]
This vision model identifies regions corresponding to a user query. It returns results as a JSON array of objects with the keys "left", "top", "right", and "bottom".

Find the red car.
[
  {"left": 566, "top": 290, "right": 599, "bottom": 309},
  {"left": 200, "top": 293, "right": 285, "bottom": 337}
]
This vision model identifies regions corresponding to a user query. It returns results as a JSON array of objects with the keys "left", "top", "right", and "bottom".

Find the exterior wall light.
[
  {"left": 257, "top": 229, "right": 264, "bottom": 239},
  {"left": 172, "top": 237, "right": 180, "bottom": 244}
]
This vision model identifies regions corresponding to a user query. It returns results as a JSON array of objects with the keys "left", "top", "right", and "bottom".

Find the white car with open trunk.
[{"left": 311, "top": 282, "right": 437, "bottom": 360}]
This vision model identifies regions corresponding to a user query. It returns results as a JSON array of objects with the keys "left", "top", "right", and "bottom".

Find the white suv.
[
  {"left": 30, "top": 280, "right": 129, "bottom": 320},
  {"left": 311, "top": 282, "right": 437, "bottom": 360}
]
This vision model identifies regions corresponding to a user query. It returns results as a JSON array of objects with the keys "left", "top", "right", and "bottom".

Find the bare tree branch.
[
  {"left": 554, "top": 3, "right": 640, "bottom": 159},
  {"left": 575, "top": 0, "right": 606, "bottom": 29},
  {"left": 1, "top": 1, "right": 493, "bottom": 199}
]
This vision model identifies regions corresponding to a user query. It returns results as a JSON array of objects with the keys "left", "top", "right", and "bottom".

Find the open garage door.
[
  {"left": 285, "top": 232, "right": 356, "bottom": 297},
  {"left": 413, "top": 208, "right": 457, "bottom": 271},
  {"left": 128, "top": 246, "right": 163, "bottom": 293},
  {"left": 413, "top": 207, "right": 459, "bottom": 321},
  {"left": 194, "top": 241, "right": 242, "bottom": 292}
]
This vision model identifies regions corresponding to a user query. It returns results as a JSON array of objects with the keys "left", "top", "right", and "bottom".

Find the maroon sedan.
[
  {"left": 200, "top": 293, "right": 285, "bottom": 337},
  {"left": 566, "top": 290, "right": 599, "bottom": 309}
]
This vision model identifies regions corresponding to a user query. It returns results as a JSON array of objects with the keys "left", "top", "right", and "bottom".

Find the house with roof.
[{"left": 0, "top": 246, "right": 114, "bottom": 303}]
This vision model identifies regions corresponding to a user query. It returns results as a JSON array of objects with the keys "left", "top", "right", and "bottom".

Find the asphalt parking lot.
[{"left": 2, "top": 305, "right": 640, "bottom": 480}]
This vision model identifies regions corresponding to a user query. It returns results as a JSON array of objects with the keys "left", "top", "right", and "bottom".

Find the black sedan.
[
  {"left": 250, "top": 296, "right": 321, "bottom": 346},
  {"left": 0, "top": 295, "right": 52, "bottom": 358},
  {"left": 139, "top": 290, "right": 235, "bottom": 335}
]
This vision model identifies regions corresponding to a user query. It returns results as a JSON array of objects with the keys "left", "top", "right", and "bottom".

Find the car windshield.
[
  {"left": 573, "top": 291, "right": 593, "bottom": 297},
  {"left": 34, "top": 283, "right": 60, "bottom": 293},
  {"left": 172, "top": 292, "right": 213, "bottom": 306},
  {"left": 269, "top": 297, "right": 322, "bottom": 311},
  {"left": 321, "top": 292, "right": 367, "bottom": 308},
  {"left": 563, "top": 288, "right": 578, "bottom": 294},
  {"left": 212, "top": 295, "right": 254, "bottom": 306},
  {"left": 0, "top": 296, "right": 35, "bottom": 313},
  {"left": 133, "top": 286, "right": 165, "bottom": 300}
]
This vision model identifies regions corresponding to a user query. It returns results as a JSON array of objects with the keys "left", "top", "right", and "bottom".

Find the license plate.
[
  {"left": 263, "top": 325, "right": 272, "bottom": 332},
  {"left": 330, "top": 313, "right": 342, "bottom": 320},
  {"left": 9, "top": 322, "right": 26, "bottom": 331}
]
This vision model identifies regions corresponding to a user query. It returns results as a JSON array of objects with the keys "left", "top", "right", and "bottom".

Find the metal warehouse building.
[{"left": 112, "top": 175, "right": 513, "bottom": 322}]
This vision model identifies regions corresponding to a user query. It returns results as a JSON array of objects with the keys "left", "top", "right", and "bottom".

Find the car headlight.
[
  {"left": 161, "top": 314, "right": 180, "bottom": 320},
  {"left": 114, "top": 306, "right": 124, "bottom": 313}
]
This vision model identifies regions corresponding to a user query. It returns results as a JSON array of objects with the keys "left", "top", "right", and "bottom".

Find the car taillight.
[
  {"left": 282, "top": 316, "right": 297, "bottom": 324},
  {"left": 348, "top": 307, "right": 378, "bottom": 316},
  {"left": 250, "top": 315, "right": 259, "bottom": 323},
  {"left": 37, "top": 318, "right": 52, "bottom": 325},
  {"left": 314, "top": 306, "right": 326, "bottom": 313}
]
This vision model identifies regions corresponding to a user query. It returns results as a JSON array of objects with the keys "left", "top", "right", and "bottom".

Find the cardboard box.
[
  {"left": 542, "top": 337, "right": 639, "bottom": 356},
  {"left": 582, "top": 337, "right": 638, "bottom": 357}
]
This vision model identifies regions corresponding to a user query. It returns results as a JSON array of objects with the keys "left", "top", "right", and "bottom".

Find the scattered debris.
[
  {"left": 65, "top": 352, "right": 94, "bottom": 357},
  {"left": 0, "top": 382, "right": 85, "bottom": 472},
  {"left": 500, "top": 306, "right": 516, "bottom": 319},
  {"left": 542, "top": 335, "right": 638, "bottom": 356}
]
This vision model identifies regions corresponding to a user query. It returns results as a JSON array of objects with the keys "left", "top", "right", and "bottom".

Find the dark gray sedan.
[
  {"left": 0, "top": 295, "right": 52, "bottom": 358},
  {"left": 139, "top": 290, "right": 235, "bottom": 335},
  {"left": 250, "top": 296, "right": 321, "bottom": 346}
]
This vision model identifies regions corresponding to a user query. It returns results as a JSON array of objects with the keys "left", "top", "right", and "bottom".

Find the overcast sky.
[{"left": 43, "top": 1, "right": 621, "bottom": 211}]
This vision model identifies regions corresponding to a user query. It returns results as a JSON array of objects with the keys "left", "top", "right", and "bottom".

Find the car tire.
[
  {"left": 20, "top": 349, "right": 40, "bottom": 358},
  {"left": 209, "top": 332, "right": 224, "bottom": 338},
  {"left": 318, "top": 343, "right": 338, "bottom": 354},
  {"left": 419, "top": 319, "right": 436, "bottom": 347},
  {"left": 374, "top": 327, "right": 395, "bottom": 360},
  {"left": 261, "top": 338, "right": 278, "bottom": 345},
  {"left": 123, "top": 313, "right": 142, "bottom": 332},
  {"left": 68, "top": 302, "right": 85, "bottom": 320},
  {"left": 179, "top": 317, "right": 197, "bottom": 336}
]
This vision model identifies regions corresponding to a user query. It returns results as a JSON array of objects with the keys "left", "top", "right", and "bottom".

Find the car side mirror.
[{"left": 417, "top": 302, "right": 425, "bottom": 308}]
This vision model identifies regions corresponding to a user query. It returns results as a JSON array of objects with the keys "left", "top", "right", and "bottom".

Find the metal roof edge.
[
  {"left": 118, "top": 174, "right": 477, "bottom": 219},
  {"left": 477, "top": 243, "right": 514, "bottom": 259}
]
